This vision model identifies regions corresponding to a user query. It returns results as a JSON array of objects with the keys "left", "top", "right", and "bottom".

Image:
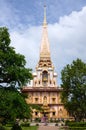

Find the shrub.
[
  {"left": 0, "top": 125, "right": 6, "bottom": 130},
  {"left": 50, "top": 118, "right": 54, "bottom": 122},
  {"left": 65, "top": 121, "right": 86, "bottom": 130},
  {"left": 21, "top": 122, "right": 30, "bottom": 127},
  {"left": 35, "top": 118, "right": 41, "bottom": 122},
  {"left": 55, "top": 119, "right": 59, "bottom": 123},
  {"left": 69, "top": 127, "right": 86, "bottom": 130},
  {"left": 11, "top": 123, "right": 22, "bottom": 130},
  {"left": 65, "top": 120, "right": 70, "bottom": 126},
  {"left": 67, "top": 122, "right": 86, "bottom": 127}
]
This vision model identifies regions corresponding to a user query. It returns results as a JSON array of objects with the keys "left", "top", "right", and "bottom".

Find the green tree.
[
  {"left": 0, "top": 87, "right": 32, "bottom": 124},
  {"left": 0, "top": 27, "right": 32, "bottom": 88},
  {"left": 61, "top": 59, "right": 86, "bottom": 121},
  {"left": 0, "top": 27, "right": 41, "bottom": 124}
]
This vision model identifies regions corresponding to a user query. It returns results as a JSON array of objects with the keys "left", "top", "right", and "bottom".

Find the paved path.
[{"left": 38, "top": 126, "right": 59, "bottom": 130}]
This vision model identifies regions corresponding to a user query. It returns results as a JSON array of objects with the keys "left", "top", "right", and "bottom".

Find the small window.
[
  {"left": 35, "top": 98, "right": 38, "bottom": 102},
  {"left": 52, "top": 98, "right": 56, "bottom": 102},
  {"left": 35, "top": 112, "right": 38, "bottom": 116},
  {"left": 44, "top": 64, "right": 47, "bottom": 66},
  {"left": 53, "top": 112, "right": 55, "bottom": 116}
]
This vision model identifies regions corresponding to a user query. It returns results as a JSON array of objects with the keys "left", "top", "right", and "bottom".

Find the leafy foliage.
[
  {"left": 11, "top": 123, "right": 22, "bottom": 130},
  {"left": 61, "top": 59, "right": 86, "bottom": 121},
  {"left": 0, "top": 124, "right": 6, "bottom": 130},
  {"left": 0, "top": 87, "right": 32, "bottom": 124},
  {"left": 0, "top": 27, "right": 42, "bottom": 123},
  {"left": 0, "top": 27, "right": 33, "bottom": 87},
  {"left": 66, "top": 121, "right": 86, "bottom": 127}
]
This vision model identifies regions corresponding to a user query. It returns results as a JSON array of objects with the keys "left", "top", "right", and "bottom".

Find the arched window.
[
  {"left": 53, "top": 112, "right": 55, "bottom": 116},
  {"left": 42, "top": 71, "right": 48, "bottom": 81},
  {"left": 44, "top": 64, "right": 47, "bottom": 66},
  {"left": 42, "top": 71, "right": 48, "bottom": 86},
  {"left": 44, "top": 96, "right": 47, "bottom": 100},
  {"left": 35, "top": 112, "right": 38, "bottom": 116}
]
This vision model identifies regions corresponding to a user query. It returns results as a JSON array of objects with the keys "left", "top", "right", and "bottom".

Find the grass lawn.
[
  {"left": 22, "top": 126, "right": 38, "bottom": 130},
  {"left": 5, "top": 126, "right": 38, "bottom": 130}
]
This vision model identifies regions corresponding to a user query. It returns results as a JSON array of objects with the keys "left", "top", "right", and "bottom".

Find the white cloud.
[
  {"left": 10, "top": 26, "right": 42, "bottom": 70},
  {"left": 10, "top": 6, "right": 86, "bottom": 85},
  {"left": 48, "top": 6, "right": 86, "bottom": 84}
]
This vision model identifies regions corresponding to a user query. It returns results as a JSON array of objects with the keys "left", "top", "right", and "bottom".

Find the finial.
[{"left": 43, "top": 5, "right": 47, "bottom": 25}]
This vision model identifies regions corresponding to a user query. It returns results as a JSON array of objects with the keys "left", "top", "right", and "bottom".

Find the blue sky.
[
  {"left": 0, "top": 0, "right": 86, "bottom": 26},
  {"left": 0, "top": 0, "right": 86, "bottom": 85}
]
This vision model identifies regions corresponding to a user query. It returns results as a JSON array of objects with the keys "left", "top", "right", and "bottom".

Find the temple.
[{"left": 22, "top": 6, "right": 69, "bottom": 120}]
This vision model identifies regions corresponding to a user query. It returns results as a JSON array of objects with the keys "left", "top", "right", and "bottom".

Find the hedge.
[
  {"left": 66, "top": 121, "right": 86, "bottom": 127},
  {"left": 69, "top": 127, "right": 86, "bottom": 130}
]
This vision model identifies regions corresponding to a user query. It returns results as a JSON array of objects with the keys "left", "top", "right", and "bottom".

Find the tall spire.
[{"left": 40, "top": 5, "right": 51, "bottom": 59}]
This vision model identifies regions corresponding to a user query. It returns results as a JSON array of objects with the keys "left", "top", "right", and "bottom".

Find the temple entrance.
[{"left": 41, "top": 112, "right": 48, "bottom": 124}]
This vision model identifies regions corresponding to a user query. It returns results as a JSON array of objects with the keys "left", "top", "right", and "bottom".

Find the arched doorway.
[{"left": 42, "top": 71, "right": 48, "bottom": 86}]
